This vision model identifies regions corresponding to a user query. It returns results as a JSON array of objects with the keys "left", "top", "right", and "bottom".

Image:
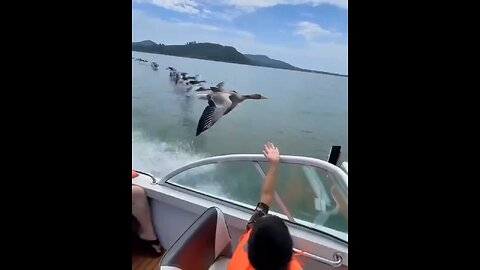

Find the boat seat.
[
  {"left": 208, "top": 256, "right": 231, "bottom": 270},
  {"left": 160, "top": 207, "right": 233, "bottom": 270}
]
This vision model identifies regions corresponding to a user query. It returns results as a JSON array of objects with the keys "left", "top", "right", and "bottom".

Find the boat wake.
[{"left": 132, "top": 130, "right": 224, "bottom": 195}]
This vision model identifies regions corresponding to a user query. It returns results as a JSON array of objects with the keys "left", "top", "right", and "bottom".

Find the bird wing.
[{"left": 196, "top": 93, "right": 232, "bottom": 136}]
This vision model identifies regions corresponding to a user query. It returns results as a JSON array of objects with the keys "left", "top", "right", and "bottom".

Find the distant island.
[{"left": 132, "top": 40, "right": 347, "bottom": 77}]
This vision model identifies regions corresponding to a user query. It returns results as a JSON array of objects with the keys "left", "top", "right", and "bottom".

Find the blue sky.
[{"left": 132, "top": 0, "right": 348, "bottom": 74}]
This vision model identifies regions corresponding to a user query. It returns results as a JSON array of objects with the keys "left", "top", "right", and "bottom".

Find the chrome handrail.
[{"left": 293, "top": 249, "right": 343, "bottom": 267}]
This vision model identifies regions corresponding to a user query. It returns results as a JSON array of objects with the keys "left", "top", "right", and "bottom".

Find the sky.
[{"left": 132, "top": 0, "right": 348, "bottom": 74}]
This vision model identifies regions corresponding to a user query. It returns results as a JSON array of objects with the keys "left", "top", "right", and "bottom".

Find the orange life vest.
[{"left": 227, "top": 228, "right": 303, "bottom": 270}]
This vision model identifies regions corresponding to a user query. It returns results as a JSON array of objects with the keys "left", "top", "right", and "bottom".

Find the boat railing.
[
  {"left": 159, "top": 154, "right": 347, "bottom": 186},
  {"left": 154, "top": 154, "right": 348, "bottom": 223}
]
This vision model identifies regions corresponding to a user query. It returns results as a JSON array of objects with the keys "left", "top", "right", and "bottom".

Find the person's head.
[{"left": 248, "top": 215, "right": 293, "bottom": 270}]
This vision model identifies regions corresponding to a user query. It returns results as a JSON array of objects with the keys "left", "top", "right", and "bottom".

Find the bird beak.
[{"left": 261, "top": 96, "right": 268, "bottom": 99}]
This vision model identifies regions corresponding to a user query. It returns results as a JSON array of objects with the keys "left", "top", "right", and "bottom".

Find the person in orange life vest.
[
  {"left": 132, "top": 170, "right": 164, "bottom": 254},
  {"left": 228, "top": 143, "right": 303, "bottom": 270}
]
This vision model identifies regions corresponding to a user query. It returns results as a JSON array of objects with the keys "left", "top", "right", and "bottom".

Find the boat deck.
[{"left": 132, "top": 235, "right": 164, "bottom": 270}]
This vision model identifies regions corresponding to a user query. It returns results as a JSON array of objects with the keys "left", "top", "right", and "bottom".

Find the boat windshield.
[{"left": 162, "top": 155, "right": 348, "bottom": 242}]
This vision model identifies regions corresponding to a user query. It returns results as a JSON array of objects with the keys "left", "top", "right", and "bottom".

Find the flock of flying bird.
[{"left": 133, "top": 57, "right": 268, "bottom": 136}]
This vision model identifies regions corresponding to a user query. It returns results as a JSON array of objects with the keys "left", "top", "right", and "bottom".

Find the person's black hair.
[{"left": 248, "top": 215, "right": 293, "bottom": 270}]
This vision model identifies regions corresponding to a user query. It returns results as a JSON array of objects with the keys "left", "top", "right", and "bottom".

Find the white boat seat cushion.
[{"left": 160, "top": 207, "right": 232, "bottom": 270}]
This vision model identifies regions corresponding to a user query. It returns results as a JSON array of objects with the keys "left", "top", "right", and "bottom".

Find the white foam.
[
  {"left": 132, "top": 130, "right": 225, "bottom": 197},
  {"left": 132, "top": 130, "right": 206, "bottom": 177}
]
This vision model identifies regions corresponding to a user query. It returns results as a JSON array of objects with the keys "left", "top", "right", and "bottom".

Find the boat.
[{"left": 132, "top": 146, "right": 348, "bottom": 269}]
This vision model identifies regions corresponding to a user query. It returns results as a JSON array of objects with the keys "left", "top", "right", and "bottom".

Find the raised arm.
[
  {"left": 246, "top": 143, "right": 281, "bottom": 230},
  {"left": 260, "top": 142, "right": 280, "bottom": 207}
]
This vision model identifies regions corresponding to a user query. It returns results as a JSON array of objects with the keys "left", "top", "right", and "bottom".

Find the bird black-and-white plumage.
[
  {"left": 182, "top": 75, "right": 200, "bottom": 81},
  {"left": 166, "top": 67, "right": 177, "bottom": 78},
  {"left": 195, "top": 82, "right": 237, "bottom": 94},
  {"left": 196, "top": 91, "right": 267, "bottom": 136},
  {"left": 186, "top": 80, "right": 206, "bottom": 85}
]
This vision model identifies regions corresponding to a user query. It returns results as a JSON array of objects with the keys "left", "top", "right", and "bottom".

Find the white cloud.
[
  {"left": 294, "top": 21, "right": 339, "bottom": 40},
  {"left": 133, "top": 0, "right": 200, "bottom": 14},
  {"left": 300, "top": 12, "right": 314, "bottom": 18},
  {"left": 211, "top": 9, "right": 244, "bottom": 21},
  {"left": 132, "top": 9, "right": 347, "bottom": 74},
  {"left": 176, "top": 21, "right": 221, "bottom": 31},
  {"left": 219, "top": 0, "right": 348, "bottom": 11},
  {"left": 231, "top": 30, "right": 255, "bottom": 39},
  {"left": 132, "top": 9, "right": 254, "bottom": 43},
  {"left": 133, "top": 0, "right": 347, "bottom": 20}
]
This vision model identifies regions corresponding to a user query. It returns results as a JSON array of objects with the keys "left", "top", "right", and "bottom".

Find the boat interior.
[{"left": 132, "top": 153, "right": 348, "bottom": 270}]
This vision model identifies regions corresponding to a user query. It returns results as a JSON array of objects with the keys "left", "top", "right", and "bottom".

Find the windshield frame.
[{"left": 160, "top": 154, "right": 348, "bottom": 243}]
